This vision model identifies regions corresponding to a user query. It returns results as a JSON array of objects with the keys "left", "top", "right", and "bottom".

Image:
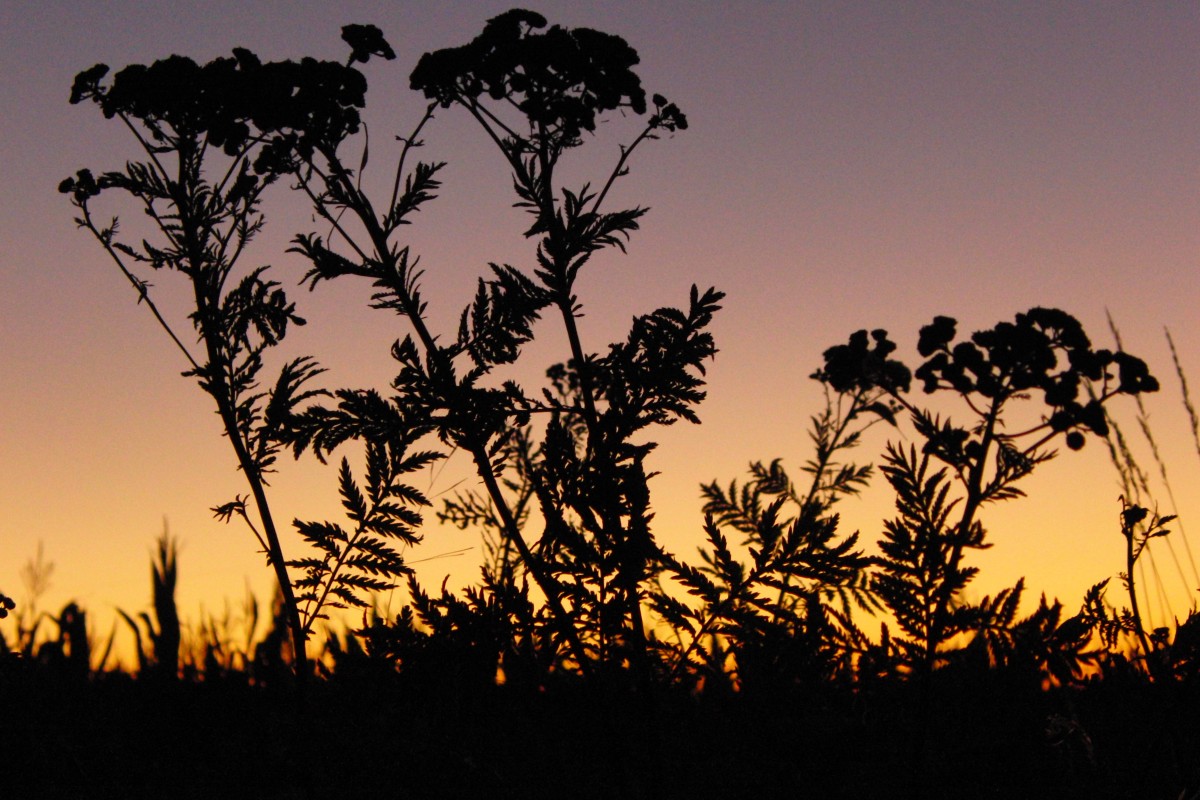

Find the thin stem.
[
  {"left": 589, "top": 122, "right": 654, "bottom": 216},
  {"left": 192, "top": 299, "right": 310, "bottom": 684},
  {"left": 78, "top": 204, "right": 201, "bottom": 373},
  {"left": 118, "top": 112, "right": 171, "bottom": 185},
  {"left": 233, "top": 503, "right": 272, "bottom": 559},
  {"left": 465, "top": 96, "right": 524, "bottom": 149},
  {"left": 667, "top": 552, "right": 773, "bottom": 682},
  {"left": 472, "top": 441, "right": 591, "bottom": 670},
  {"left": 220, "top": 183, "right": 270, "bottom": 269},
  {"left": 226, "top": 404, "right": 310, "bottom": 679},
  {"left": 1123, "top": 508, "right": 1155, "bottom": 667},
  {"left": 766, "top": 390, "right": 873, "bottom": 624},
  {"left": 294, "top": 172, "right": 372, "bottom": 265},
  {"left": 925, "top": 393, "right": 1001, "bottom": 670},
  {"left": 170, "top": 149, "right": 310, "bottom": 682},
  {"left": 387, "top": 103, "right": 437, "bottom": 222},
  {"left": 214, "top": 135, "right": 267, "bottom": 196},
  {"left": 323, "top": 144, "right": 593, "bottom": 671},
  {"left": 299, "top": 489, "right": 385, "bottom": 637}
]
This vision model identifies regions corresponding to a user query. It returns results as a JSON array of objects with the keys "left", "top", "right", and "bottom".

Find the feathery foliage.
[
  {"left": 62, "top": 26, "right": 399, "bottom": 680},
  {"left": 814, "top": 309, "right": 1159, "bottom": 675},
  {"left": 654, "top": 389, "right": 883, "bottom": 690},
  {"left": 276, "top": 10, "right": 710, "bottom": 684},
  {"left": 43, "top": 12, "right": 1200, "bottom": 799}
]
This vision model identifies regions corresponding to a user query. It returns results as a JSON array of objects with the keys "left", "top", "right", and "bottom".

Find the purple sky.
[{"left": 3, "top": 1, "right": 1198, "bottom": 655}]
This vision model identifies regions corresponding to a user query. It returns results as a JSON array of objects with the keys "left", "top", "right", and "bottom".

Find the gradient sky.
[{"left": 3, "top": 1, "right": 1198, "bottom": 656}]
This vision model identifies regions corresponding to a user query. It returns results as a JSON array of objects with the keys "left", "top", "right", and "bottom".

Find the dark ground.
[{"left": 3, "top": 661, "right": 1197, "bottom": 800}]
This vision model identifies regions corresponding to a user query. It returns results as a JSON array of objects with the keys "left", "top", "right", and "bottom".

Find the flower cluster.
[
  {"left": 650, "top": 93, "right": 688, "bottom": 132},
  {"left": 914, "top": 309, "right": 1157, "bottom": 448},
  {"left": 57, "top": 168, "right": 103, "bottom": 203},
  {"left": 341, "top": 23, "right": 396, "bottom": 65},
  {"left": 812, "top": 328, "right": 912, "bottom": 395},
  {"left": 67, "top": 26, "right": 393, "bottom": 172},
  {"left": 815, "top": 308, "right": 1159, "bottom": 452},
  {"left": 410, "top": 9, "right": 659, "bottom": 146}
]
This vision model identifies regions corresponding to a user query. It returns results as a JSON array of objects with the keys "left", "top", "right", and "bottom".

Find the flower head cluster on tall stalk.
[
  {"left": 814, "top": 309, "right": 1159, "bottom": 674},
  {"left": 279, "top": 9, "right": 715, "bottom": 684},
  {"left": 60, "top": 26, "right": 408, "bottom": 681}
]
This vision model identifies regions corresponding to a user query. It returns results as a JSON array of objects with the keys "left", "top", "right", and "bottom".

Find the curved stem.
[{"left": 294, "top": 171, "right": 372, "bottom": 265}]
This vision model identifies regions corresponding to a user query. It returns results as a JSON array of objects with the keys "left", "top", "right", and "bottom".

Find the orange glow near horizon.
[{"left": 2, "top": 2, "right": 1199, "bottom": 664}]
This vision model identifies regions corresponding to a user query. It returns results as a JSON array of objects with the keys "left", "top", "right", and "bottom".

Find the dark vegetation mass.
[{"left": 9, "top": 9, "right": 1199, "bottom": 798}]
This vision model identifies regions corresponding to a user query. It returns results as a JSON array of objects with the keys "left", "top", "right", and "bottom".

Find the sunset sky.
[{"left": 2, "top": 1, "right": 1198, "bottom": 656}]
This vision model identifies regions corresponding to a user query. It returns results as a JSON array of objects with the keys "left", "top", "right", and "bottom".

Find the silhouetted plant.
[
  {"left": 1078, "top": 502, "right": 1179, "bottom": 677},
  {"left": 654, "top": 389, "right": 883, "bottom": 690},
  {"left": 1090, "top": 322, "right": 1200, "bottom": 689},
  {"left": 189, "top": 582, "right": 260, "bottom": 680},
  {"left": 814, "top": 309, "right": 1159, "bottom": 676},
  {"left": 282, "top": 9, "right": 709, "bottom": 684},
  {"left": 805, "top": 309, "right": 1163, "bottom": 793},
  {"left": 281, "top": 434, "right": 437, "bottom": 638},
  {"left": 45, "top": 12, "right": 1200, "bottom": 798},
  {"left": 1165, "top": 610, "right": 1200, "bottom": 681},
  {"left": 62, "top": 28, "right": 399, "bottom": 679},
  {"left": 34, "top": 603, "right": 92, "bottom": 680},
  {"left": 1097, "top": 319, "right": 1198, "bottom": 626},
  {"left": 8, "top": 542, "right": 55, "bottom": 658},
  {"left": 418, "top": 9, "right": 701, "bottom": 680},
  {"left": 117, "top": 529, "right": 180, "bottom": 678},
  {"left": 944, "top": 581, "right": 1109, "bottom": 695},
  {"left": 1117, "top": 501, "right": 1176, "bottom": 665},
  {"left": 351, "top": 576, "right": 518, "bottom": 690},
  {"left": 438, "top": 424, "right": 541, "bottom": 584}
]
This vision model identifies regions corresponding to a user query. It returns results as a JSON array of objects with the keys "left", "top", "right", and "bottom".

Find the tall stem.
[
  {"left": 547, "top": 201, "right": 651, "bottom": 676},
  {"left": 173, "top": 139, "right": 310, "bottom": 681},
  {"left": 221, "top": 399, "right": 311, "bottom": 680},
  {"left": 459, "top": 104, "right": 653, "bottom": 671},
  {"left": 1123, "top": 515, "right": 1155, "bottom": 668},
  {"left": 923, "top": 395, "right": 1000, "bottom": 672},
  {"left": 329, "top": 151, "right": 592, "bottom": 671}
]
